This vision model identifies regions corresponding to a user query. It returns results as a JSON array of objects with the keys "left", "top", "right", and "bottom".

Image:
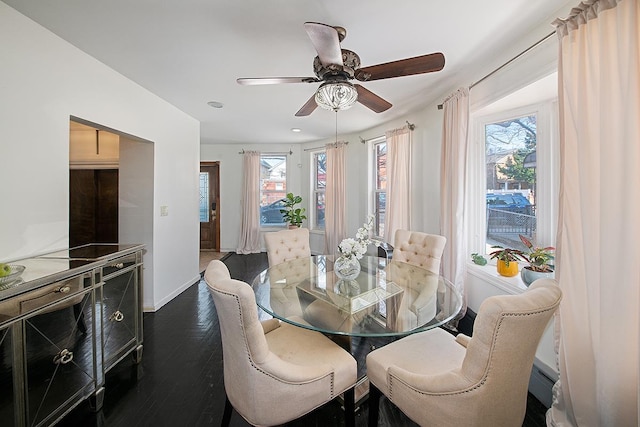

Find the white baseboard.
[
  {"left": 529, "top": 358, "right": 558, "bottom": 408},
  {"left": 143, "top": 274, "right": 201, "bottom": 312}
]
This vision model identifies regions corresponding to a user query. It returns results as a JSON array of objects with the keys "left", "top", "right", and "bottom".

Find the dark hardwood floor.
[{"left": 58, "top": 252, "right": 548, "bottom": 427}]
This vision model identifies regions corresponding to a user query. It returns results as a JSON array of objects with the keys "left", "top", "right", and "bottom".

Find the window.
[
  {"left": 199, "top": 172, "right": 209, "bottom": 222},
  {"left": 371, "top": 138, "right": 387, "bottom": 238},
  {"left": 313, "top": 151, "right": 326, "bottom": 229},
  {"left": 259, "top": 154, "right": 287, "bottom": 226},
  {"left": 470, "top": 99, "right": 558, "bottom": 257}
]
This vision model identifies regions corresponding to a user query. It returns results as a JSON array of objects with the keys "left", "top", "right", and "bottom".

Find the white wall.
[{"left": 0, "top": 3, "right": 200, "bottom": 311}]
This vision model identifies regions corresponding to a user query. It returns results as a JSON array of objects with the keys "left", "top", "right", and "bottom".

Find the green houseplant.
[
  {"left": 489, "top": 246, "right": 526, "bottom": 277},
  {"left": 519, "top": 235, "right": 555, "bottom": 286},
  {"left": 280, "top": 192, "right": 307, "bottom": 228}
]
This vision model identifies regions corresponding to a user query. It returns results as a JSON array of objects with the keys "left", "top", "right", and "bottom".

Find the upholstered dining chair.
[
  {"left": 204, "top": 260, "right": 357, "bottom": 427},
  {"left": 392, "top": 229, "right": 446, "bottom": 274},
  {"left": 263, "top": 228, "right": 312, "bottom": 318},
  {"left": 264, "top": 227, "right": 311, "bottom": 266},
  {"left": 389, "top": 230, "right": 447, "bottom": 330},
  {"left": 366, "top": 279, "right": 562, "bottom": 427}
]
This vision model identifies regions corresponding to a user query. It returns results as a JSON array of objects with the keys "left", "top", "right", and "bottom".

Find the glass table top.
[{"left": 251, "top": 255, "right": 462, "bottom": 337}]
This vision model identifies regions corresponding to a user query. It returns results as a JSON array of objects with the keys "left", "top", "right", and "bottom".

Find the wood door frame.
[{"left": 200, "top": 162, "right": 220, "bottom": 251}]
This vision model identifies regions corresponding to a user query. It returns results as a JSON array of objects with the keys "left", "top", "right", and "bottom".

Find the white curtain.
[
  {"left": 236, "top": 150, "right": 261, "bottom": 254},
  {"left": 440, "top": 88, "right": 470, "bottom": 312},
  {"left": 548, "top": 1, "right": 640, "bottom": 426},
  {"left": 324, "top": 142, "right": 347, "bottom": 255},
  {"left": 384, "top": 126, "right": 412, "bottom": 246}
]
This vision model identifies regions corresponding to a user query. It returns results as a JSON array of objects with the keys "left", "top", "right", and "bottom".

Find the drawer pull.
[
  {"left": 56, "top": 285, "right": 71, "bottom": 294},
  {"left": 53, "top": 349, "right": 74, "bottom": 365},
  {"left": 110, "top": 310, "right": 124, "bottom": 322},
  {"left": 112, "top": 262, "right": 124, "bottom": 269}
]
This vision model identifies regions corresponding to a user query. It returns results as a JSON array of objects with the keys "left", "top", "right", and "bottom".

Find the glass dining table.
[
  {"left": 251, "top": 255, "right": 462, "bottom": 338},
  {"left": 251, "top": 255, "right": 463, "bottom": 403}
]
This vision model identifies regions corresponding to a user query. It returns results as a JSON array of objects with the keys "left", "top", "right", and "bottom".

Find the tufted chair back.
[
  {"left": 264, "top": 227, "right": 311, "bottom": 266},
  {"left": 264, "top": 228, "right": 311, "bottom": 318},
  {"left": 392, "top": 230, "right": 446, "bottom": 274}
]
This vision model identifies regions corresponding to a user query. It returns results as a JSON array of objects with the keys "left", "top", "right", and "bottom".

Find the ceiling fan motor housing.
[{"left": 313, "top": 49, "right": 361, "bottom": 80}]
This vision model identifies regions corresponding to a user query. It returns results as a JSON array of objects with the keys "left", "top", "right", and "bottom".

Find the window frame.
[
  {"left": 368, "top": 136, "right": 387, "bottom": 239},
  {"left": 311, "top": 150, "right": 326, "bottom": 230},
  {"left": 468, "top": 100, "right": 559, "bottom": 257},
  {"left": 259, "top": 153, "right": 288, "bottom": 228}
]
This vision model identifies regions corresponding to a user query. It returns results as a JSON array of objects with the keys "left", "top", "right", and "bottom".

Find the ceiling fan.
[{"left": 237, "top": 22, "right": 445, "bottom": 116}]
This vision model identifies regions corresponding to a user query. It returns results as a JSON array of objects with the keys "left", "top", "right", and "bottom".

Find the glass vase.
[{"left": 334, "top": 256, "right": 361, "bottom": 281}]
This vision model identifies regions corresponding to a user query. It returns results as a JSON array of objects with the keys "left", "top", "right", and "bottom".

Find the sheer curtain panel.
[
  {"left": 236, "top": 150, "right": 261, "bottom": 254},
  {"left": 440, "top": 88, "right": 470, "bottom": 309},
  {"left": 324, "top": 142, "right": 347, "bottom": 255},
  {"left": 549, "top": 1, "right": 640, "bottom": 425},
  {"left": 383, "top": 126, "right": 411, "bottom": 246}
]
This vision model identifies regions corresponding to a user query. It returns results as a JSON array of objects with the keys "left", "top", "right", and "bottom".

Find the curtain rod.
[
  {"left": 437, "top": 30, "right": 555, "bottom": 110},
  {"left": 358, "top": 121, "right": 415, "bottom": 144},
  {"left": 238, "top": 148, "right": 293, "bottom": 155},
  {"left": 303, "top": 141, "right": 349, "bottom": 152}
]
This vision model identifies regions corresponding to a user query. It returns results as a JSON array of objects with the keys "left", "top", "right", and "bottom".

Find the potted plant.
[
  {"left": 489, "top": 246, "right": 526, "bottom": 277},
  {"left": 279, "top": 192, "right": 307, "bottom": 228},
  {"left": 519, "top": 235, "right": 555, "bottom": 286}
]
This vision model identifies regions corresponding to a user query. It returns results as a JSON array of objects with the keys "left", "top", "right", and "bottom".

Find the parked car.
[
  {"left": 486, "top": 193, "right": 531, "bottom": 212},
  {"left": 261, "top": 199, "right": 324, "bottom": 226},
  {"left": 260, "top": 199, "right": 287, "bottom": 224}
]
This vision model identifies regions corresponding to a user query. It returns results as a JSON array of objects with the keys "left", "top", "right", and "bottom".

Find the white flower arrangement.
[{"left": 338, "top": 214, "right": 376, "bottom": 261}]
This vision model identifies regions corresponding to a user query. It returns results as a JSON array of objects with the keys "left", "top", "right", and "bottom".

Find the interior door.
[
  {"left": 200, "top": 163, "right": 220, "bottom": 250},
  {"left": 69, "top": 169, "right": 118, "bottom": 248}
]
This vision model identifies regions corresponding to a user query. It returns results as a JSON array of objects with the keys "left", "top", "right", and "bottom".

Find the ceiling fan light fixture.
[{"left": 314, "top": 81, "right": 358, "bottom": 112}]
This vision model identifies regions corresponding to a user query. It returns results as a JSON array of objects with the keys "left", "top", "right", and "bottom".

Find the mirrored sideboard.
[{"left": 0, "top": 243, "right": 144, "bottom": 427}]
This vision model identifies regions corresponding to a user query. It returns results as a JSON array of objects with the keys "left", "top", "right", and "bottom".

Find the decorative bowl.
[{"left": 0, "top": 265, "right": 26, "bottom": 286}]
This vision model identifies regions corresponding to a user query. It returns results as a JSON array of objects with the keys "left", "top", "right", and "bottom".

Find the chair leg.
[
  {"left": 343, "top": 386, "right": 355, "bottom": 427},
  {"left": 368, "top": 383, "right": 381, "bottom": 427},
  {"left": 221, "top": 395, "right": 233, "bottom": 427}
]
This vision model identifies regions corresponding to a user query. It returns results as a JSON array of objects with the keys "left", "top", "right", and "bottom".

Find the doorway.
[
  {"left": 69, "top": 169, "right": 118, "bottom": 247},
  {"left": 69, "top": 117, "right": 155, "bottom": 309},
  {"left": 200, "top": 162, "right": 220, "bottom": 251}
]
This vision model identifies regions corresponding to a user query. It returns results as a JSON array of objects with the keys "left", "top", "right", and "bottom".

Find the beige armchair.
[
  {"left": 366, "top": 279, "right": 562, "bottom": 427},
  {"left": 204, "top": 260, "right": 357, "bottom": 427},
  {"left": 390, "top": 230, "right": 447, "bottom": 330},
  {"left": 264, "top": 228, "right": 311, "bottom": 318}
]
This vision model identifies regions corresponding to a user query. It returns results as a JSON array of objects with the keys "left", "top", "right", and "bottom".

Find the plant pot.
[
  {"left": 497, "top": 259, "right": 519, "bottom": 277},
  {"left": 334, "top": 256, "right": 361, "bottom": 281},
  {"left": 287, "top": 224, "right": 300, "bottom": 229},
  {"left": 520, "top": 267, "right": 554, "bottom": 286}
]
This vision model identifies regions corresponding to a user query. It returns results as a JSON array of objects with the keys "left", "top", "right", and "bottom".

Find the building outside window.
[
  {"left": 312, "top": 151, "right": 326, "bottom": 229},
  {"left": 259, "top": 154, "right": 287, "bottom": 226}
]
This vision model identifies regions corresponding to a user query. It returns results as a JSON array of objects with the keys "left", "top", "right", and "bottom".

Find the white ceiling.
[{"left": 5, "top": 0, "right": 574, "bottom": 145}]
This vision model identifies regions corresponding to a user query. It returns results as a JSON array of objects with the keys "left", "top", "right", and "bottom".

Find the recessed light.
[
  {"left": 207, "top": 101, "right": 224, "bottom": 108},
  {"left": 291, "top": 128, "right": 301, "bottom": 133}
]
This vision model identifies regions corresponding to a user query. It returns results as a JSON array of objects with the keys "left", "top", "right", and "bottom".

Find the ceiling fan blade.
[
  {"left": 237, "top": 77, "right": 319, "bottom": 86},
  {"left": 304, "top": 22, "right": 343, "bottom": 67},
  {"left": 295, "top": 94, "right": 318, "bottom": 117},
  {"left": 355, "top": 52, "right": 445, "bottom": 81},
  {"left": 355, "top": 84, "right": 392, "bottom": 113}
]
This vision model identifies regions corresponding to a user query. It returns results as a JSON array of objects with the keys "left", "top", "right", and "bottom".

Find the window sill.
[{"left": 466, "top": 261, "right": 528, "bottom": 295}]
